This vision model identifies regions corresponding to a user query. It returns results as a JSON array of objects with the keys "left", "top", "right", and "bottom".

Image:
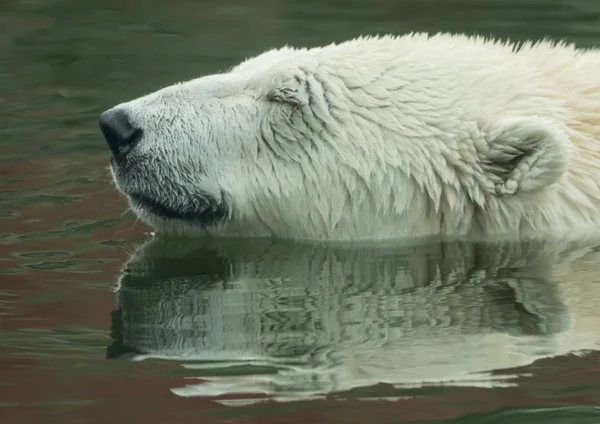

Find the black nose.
[{"left": 99, "top": 108, "right": 142, "bottom": 158}]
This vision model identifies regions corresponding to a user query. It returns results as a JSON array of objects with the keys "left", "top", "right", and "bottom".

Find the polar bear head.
[{"left": 100, "top": 35, "right": 572, "bottom": 240}]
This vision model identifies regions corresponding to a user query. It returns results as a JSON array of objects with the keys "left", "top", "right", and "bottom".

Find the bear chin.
[
  {"left": 128, "top": 192, "right": 229, "bottom": 227},
  {"left": 109, "top": 157, "right": 230, "bottom": 228}
]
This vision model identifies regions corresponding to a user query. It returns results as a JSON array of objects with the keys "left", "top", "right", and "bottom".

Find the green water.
[{"left": 3, "top": 0, "right": 600, "bottom": 423}]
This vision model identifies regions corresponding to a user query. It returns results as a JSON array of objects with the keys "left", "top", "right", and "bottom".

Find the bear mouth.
[{"left": 129, "top": 192, "right": 228, "bottom": 225}]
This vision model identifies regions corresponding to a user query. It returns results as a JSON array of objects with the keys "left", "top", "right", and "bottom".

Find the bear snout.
[{"left": 99, "top": 108, "right": 143, "bottom": 160}]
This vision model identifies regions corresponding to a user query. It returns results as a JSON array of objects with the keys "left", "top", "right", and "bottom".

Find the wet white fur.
[{"left": 110, "top": 33, "right": 600, "bottom": 241}]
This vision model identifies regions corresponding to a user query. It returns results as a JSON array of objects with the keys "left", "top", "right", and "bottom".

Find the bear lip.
[{"left": 128, "top": 192, "right": 228, "bottom": 224}]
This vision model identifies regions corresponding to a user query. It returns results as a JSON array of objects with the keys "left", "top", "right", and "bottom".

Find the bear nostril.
[{"left": 99, "top": 108, "right": 142, "bottom": 159}]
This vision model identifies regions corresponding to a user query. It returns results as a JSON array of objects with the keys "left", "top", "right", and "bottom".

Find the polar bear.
[{"left": 99, "top": 33, "right": 600, "bottom": 241}]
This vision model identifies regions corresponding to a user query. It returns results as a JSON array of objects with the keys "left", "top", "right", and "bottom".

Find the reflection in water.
[{"left": 108, "top": 237, "right": 600, "bottom": 404}]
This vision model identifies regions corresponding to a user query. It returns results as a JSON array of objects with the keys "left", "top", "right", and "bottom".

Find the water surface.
[{"left": 3, "top": 0, "right": 600, "bottom": 422}]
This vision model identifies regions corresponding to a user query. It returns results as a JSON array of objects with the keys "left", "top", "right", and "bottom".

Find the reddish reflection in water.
[{"left": 2, "top": 346, "right": 600, "bottom": 424}]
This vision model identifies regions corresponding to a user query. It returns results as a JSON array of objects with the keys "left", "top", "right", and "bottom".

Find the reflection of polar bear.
[
  {"left": 101, "top": 34, "right": 600, "bottom": 240},
  {"left": 108, "top": 237, "right": 600, "bottom": 403}
]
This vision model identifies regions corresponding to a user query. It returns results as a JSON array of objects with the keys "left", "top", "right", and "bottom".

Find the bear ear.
[
  {"left": 266, "top": 74, "right": 307, "bottom": 106},
  {"left": 481, "top": 116, "right": 570, "bottom": 196}
]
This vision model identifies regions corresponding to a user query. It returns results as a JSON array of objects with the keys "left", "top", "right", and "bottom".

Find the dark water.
[{"left": 3, "top": 0, "right": 600, "bottom": 423}]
